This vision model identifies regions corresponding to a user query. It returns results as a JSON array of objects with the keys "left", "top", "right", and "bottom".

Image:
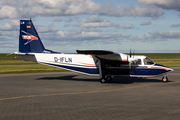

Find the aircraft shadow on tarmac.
[{"left": 37, "top": 75, "right": 163, "bottom": 84}]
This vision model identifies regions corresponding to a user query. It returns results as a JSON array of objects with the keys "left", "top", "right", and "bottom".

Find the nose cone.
[
  {"left": 154, "top": 64, "right": 173, "bottom": 72},
  {"left": 166, "top": 67, "right": 174, "bottom": 72}
]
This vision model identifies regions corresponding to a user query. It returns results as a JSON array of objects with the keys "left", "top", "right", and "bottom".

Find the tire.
[
  {"left": 106, "top": 76, "right": 112, "bottom": 81},
  {"left": 162, "top": 76, "right": 168, "bottom": 82},
  {"left": 100, "top": 78, "right": 106, "bottom": 83}
]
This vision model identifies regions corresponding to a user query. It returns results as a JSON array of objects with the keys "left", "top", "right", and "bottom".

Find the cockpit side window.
[
  {"left": 144, "top": 57, "right": 154, "bottom": 65},
  {"left": 132, "top": 59, "right": 141, "bottom": 65}
]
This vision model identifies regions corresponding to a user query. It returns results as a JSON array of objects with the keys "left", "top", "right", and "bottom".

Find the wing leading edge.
[
  {"left": 76, "top": 50, "right": 116, "bottom": 55},
  {"left": 76, "top": 50, "right": 124, "bottom": 61}
]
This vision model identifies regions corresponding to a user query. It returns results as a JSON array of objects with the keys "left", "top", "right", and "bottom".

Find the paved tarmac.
[{"left": 0, "top": 67, "right": 180, "bottom": 120}]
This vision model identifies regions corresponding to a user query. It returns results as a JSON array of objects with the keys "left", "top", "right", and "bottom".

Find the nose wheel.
[{"left": 162, "top": 74, "right": 168, "bottom": 82}]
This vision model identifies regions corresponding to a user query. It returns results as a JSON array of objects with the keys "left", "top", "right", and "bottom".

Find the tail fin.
[
  {"left": 19, "top": 19, "right": 45, "bottom": 53},
  {"left": 19, "top": 19, "right": 61, "bottom": 54}
]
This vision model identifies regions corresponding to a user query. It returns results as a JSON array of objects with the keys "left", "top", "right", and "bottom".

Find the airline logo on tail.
[
  {"left": 21, "top": 30, "right": 38, "bottom": 45},
  {"left": 22, "top": 35, "right": 38, "bottom": 40}
]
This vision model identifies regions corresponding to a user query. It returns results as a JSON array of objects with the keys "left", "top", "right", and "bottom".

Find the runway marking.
[{"left": 0, "top": 81, "right": 180, "bottom": 101}]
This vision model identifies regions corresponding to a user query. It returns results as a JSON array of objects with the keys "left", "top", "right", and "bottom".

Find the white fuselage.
[{"left": 15, "top": 52, "right": 173, "bottom": 78}]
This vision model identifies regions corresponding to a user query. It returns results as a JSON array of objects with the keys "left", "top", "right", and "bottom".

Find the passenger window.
[{"left": 132, "top": 59, "right": 141, "bottom": 65}]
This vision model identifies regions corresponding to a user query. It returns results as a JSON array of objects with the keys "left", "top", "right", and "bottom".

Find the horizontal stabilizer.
[{"left": 12, "top": 52, "right": 35, "bottom": 56}]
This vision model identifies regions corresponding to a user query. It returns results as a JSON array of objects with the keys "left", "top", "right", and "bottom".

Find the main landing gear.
[{"left": 100, "top": 76, "right": 113, "bottom": 83}]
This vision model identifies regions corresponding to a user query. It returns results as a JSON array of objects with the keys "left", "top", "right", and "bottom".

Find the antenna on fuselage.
[
  {"left": 114, "top": 49, "right": 117, "bottom": 52},
  {"left": 97, "top": 43, "right": 102, "bottom": 50}
]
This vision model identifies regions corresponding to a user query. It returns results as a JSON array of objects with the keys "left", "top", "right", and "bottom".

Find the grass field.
[
  {"left": 0, "top": 54, "right": 67, "bottom": 74},
  {"left": 0, "top": 53, "right": 180, "bottom": 74},
  {"left": 131, "top": 53, "right": 180, "bottom": 67}
]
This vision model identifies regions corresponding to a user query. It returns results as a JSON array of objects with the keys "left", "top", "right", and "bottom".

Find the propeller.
[
  {"left": 128, "top": 49, "right": 135, "bottom": 70},
  {"left": 133, "top": 50, "right": 135, "bottom": 58}
]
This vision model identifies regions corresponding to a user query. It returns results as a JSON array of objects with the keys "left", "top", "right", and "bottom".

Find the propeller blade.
[{"left": 129, "top": 62, "right": 131, "bottom": 70}]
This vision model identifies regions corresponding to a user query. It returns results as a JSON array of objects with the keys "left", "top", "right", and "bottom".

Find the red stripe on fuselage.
[
  {"left": 79, "top": 62, "right": 96, "bottom": 66},
  {"left": 149, "top": 66, "right": 170, "bottom": 70}
]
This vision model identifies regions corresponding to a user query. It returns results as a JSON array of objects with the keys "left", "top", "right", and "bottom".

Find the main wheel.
[
  {"left": 100, "top": 78, "right": 106, "bottom": 83},
  {"left": 106, "top": 76, "right": 112, "bottom": 81},
  {"left": 162, "top": 76, "right": 168, "bottom": 82}
]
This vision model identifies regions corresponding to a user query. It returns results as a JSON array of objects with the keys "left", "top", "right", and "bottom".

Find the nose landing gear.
[{"left": 162, "top": 74, "right": 168, "bottom": 82}]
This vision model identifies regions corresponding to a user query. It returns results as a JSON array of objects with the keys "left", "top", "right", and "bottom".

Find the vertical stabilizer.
[{"left": 19, "top": 19, "right": 45, "bottom": 53}]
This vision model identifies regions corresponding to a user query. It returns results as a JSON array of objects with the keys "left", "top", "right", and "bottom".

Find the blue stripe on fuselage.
[
  {"left": 39, "top": 62, "right": 99, "bottom": 75},
  {"left": 130, "top": 66, "right": 171, "bottom": 76}
]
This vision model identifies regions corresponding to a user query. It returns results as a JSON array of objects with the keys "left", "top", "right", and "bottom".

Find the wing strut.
[{"left": 98, "top": 59, "right": 106, "bottom": 83}]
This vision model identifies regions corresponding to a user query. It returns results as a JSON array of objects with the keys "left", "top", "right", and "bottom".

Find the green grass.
[
  {"left": 0, "top": 54, "right": 67, "bottom": 74},
  {"left": 126, "top": 53, "right": 180, "bottom": 67},
  {"left": 133, "top": 53, "right": 180, "bottom": 59},
  {"left": 153, "top": 59, "right": 180, "bottom": 67},
  {"left": 0, "top": 53, "right": 180, "bottom": 74}
]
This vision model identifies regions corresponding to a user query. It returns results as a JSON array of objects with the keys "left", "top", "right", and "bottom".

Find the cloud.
[
  {"left": 101, "top": 2, "right": 163, "bottom": 17},
  {"left": 0, "top": 5, "right": 33, "bottom": 20},
  {"left": 0, "top": 23, "right": 12, "bottom": 30},
  {"left": 37, "top": 29, "right": 180, "bottom": 48},
  {"left": 138, "top": 0, "right": 180, "bottom": 10},
  {"left": 64, "top": 17, "right": 79, "bottom": 22},
  {"left": 38, "top": 29, "right": 130, "bottom": 47},
  {"left": 77, "top": 15, "right": 115, "bottom": 27},
  {"left": 36, "top": 25, "right": 59, "bottom": 33},
  {"left": 53, "top": 18, "right": 63, "bottom": 22},
  {"left": 134, "top": 31, "right": 180, "bottom": 42},
  {"left": 140, "top": 21, "right": 151, "bottom": 26},
  {"left": 0, "top": 0, "right": 164, "bottom": 20},
  {"left": 0, "top": 31, "right": 17, "bottom": 49},
  {"left": 76, "top": 15, "right": 134, "bottom": 29},
  {"left": 170, "top": 24, "right": 180, "bottom": 27},
  {"left": 117, "top": 23, "right": 134, "bottom": 29},
  {"left": 0, "top": 40, "right": 15, "bottom": 48},
  {"left": 0, "top": 0, "right": 102, "bottom": 18},
  {"left": 53, "top": 17, "right": 79, "bottom": 23},
  {"left": 0, "top": 19, "right": 19, "bottom": 31},
  {"left": 0, "top": 6, "right": 19, "bottom": 19}
]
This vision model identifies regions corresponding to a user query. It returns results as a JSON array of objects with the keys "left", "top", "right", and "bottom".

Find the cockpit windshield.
[{"left": 143, "top": 57, "right": 154, "bottom": 65}]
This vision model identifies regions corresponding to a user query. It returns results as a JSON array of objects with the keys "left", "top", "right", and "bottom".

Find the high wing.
[
  {"left": 76, "top": 50, "right": 130, "bottom": 83},
  {"left": 76, "top": 50, "right": 125, "bottom": 61},
  {"left": 76, "top": 50, "right": 115, "bottom": 55}
]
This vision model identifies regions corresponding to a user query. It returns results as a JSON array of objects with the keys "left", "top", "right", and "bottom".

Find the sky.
[{"left": 0, "top": 0, "right": 180, "bottom": 53}]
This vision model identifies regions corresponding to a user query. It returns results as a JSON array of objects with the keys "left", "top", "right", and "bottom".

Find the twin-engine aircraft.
[{"left": 13, "top": 19, "right": 173, "bottom": 83}]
